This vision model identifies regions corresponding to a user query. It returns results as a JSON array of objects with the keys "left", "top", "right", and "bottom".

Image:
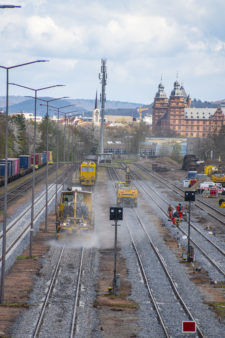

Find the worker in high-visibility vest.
[{"left": 168, "top": 204, "right": 173, "bottom": 221}]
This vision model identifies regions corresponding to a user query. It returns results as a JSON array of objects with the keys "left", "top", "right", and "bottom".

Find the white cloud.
[{"left": 0, "top": 0, "right": 225, "bottom": 102}]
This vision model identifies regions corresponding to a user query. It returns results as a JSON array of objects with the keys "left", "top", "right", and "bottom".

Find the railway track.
[
  {"left": 107, "top": 166, "right": 205, "bottom": 337},
  {"left": 129, "top": 166, "right": 225, "bottom": 277},
  {"left": 134, "top": 163, "right": 225, "bottom": 224},
  {"left": 33, "top": 247, "right": 84, "bottom": 338},
  {"left": 0, "top": 165, "right": 75, "bottom": 271},
  {"left": 0, "top": 163, "right": 63, "bottom": 209},
  {"left": 0, "top": 181, "right": 63, "bottom": 263}
]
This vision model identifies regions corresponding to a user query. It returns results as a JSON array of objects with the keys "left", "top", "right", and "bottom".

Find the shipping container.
[
  {"left": 8, "top": 158, "right": 19, "bottom": 176},
  {"left": 0, "top": 160, "right": 12, "bottom": 177},
  {"left": 0, "top": 162, "right": 11, "bottom": 177},
  {"left": 19, "top": 155, "right": 31, "bottom": 169},
  {"left": 48, "top": 151, "right": 53, "bottom": 164},
  {"left": 31, "top": 153, "right": 41, "bottom": 168},
  {"left": 41, "top": 152, "right": 47, "bottom": 164}
]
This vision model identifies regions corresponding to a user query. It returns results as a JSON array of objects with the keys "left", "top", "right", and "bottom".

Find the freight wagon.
[{"left": 0, "top": 151, "right": 52, "bottom": 186}]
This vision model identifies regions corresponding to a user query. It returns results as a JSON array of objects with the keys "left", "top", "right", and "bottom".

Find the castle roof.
[
  {"left": 155, "top": 82, "right": 167, "bottom": 99},
  {"left": 180, "top": 85, "right": 187, "bottom": 99},
  {"left": 170, "top": 80, "right": 183, "bottom": 97}
]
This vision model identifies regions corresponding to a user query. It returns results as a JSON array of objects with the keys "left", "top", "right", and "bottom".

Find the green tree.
[{"left": 170, "top": 142, "right": 182, "bottom": 163}]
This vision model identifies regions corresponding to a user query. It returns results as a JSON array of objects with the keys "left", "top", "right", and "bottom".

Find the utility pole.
[
  {"left": 110, "top": 207, "right": 123, "bottom": 296},
  {"left": 99, "top": 59, "right": 107, "bottom": 155},
  {"left": 184, "top": 191, "right": 195, "bottom": 262}
]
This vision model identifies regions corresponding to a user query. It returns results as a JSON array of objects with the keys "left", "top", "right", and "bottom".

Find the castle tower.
[
  {"left": 152, "top": 82, "right": 168, "bottom": 133},
  {"left": 165, "top": 80, "right": 187, "bottom": 135},
  {"left": 92, "top": 91, "right": 100, "bottom": 125}
]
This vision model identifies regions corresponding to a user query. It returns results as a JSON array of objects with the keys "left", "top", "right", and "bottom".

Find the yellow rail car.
[
  {"left": 116, "top": 182, "right": 138, "bottom": 207},
  {"left": 56, "top": 187, "right": 93, "bottom": 239},
  {"left": 211, "top": 173, "right": 225, "bottom": 185},
  {"left": 80, "top": 161, "right": 96, "bottom": 185}
]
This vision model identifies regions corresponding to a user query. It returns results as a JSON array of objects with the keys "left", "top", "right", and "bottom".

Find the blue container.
[
  {"left": 19, "top": 155, "right": 31, "bottom": 169},
  {"left": 8, "top": 159, "right": 15, "bottom": 176},
  {"left": 0, "top": 164, "right": 5, "bottom": 177},
  {"left": 41, "top": 152, "right": 47, "bottom": 164},
  {"left": 0, "top": 162, "right": 11, "bottom": 177}
]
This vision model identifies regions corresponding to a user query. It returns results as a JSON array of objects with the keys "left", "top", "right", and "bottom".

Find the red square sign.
[{"left": 182, "top": 321, "right": 196, "bottom": 333}]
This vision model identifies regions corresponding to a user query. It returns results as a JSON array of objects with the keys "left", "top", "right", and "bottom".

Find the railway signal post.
[
  {"left": 110, "top": 207, "right": 123, "bottom": 296},
  {"left": 184, "top": 191, "right": 195, "bottom": 262}
]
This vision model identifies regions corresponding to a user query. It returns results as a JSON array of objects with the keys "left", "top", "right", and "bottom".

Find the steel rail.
[
  {"left": 0, "top": 182, "right": 63, "bottom": 262},
  {"left": 107, "top": 167, "right": 169, "bottom": 336},
  {"left": 0, "top": 164, "right": 59, "bottom": 208},
  {"left": 134, "top": 163, "right": 225, "bottom": 223},
  {"left": 0, "top": 166, "right": 68, "bottom": 241},
  {"left": 132, "top": 167, "right": 225, "bottom": 257},
  {"left": 70, "top": 248, "right": 84, "bottom": 338},
  {"left": 32, "top": 247, "right": 65, "bottom": 337},
  {"left": 133, "top": 209, "right": 205, "bottom": 338},
  {"left": 108, "top": 166, "right": 205, "bottom": 338},
  {"left": 131, "top": 170, "right": 225, "bottom": 277}
]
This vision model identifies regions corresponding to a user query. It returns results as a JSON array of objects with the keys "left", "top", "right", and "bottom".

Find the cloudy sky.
[{"left": 1, "top": 0, "right": 225, "bottom": 104}]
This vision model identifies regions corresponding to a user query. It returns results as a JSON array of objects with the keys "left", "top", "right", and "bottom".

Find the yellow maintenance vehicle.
[
  {"left": 211, "top": 173, "right": 225, "bottom": 185},
  {"left": 56, "top": 187, "right": 93, "bottom": 239},
  {"left": 204, "top": 165, "right": 218, "bottom": 176},
  {"left": 219, "top": 199, "right": 225, "bottom": 208},
  {"left": 116, "top": 167, "right": 138, "bottom": 207}
]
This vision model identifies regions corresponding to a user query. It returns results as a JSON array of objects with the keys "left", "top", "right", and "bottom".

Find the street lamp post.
[
  {"left": 59, "top": 111, "right": 79, "bottom": 188},
  {"left": 9, "top": 83, "right": 64, "bottom": 257},
  {"left": 46, "top": 104, "right": 76, "bottom": 212},
  {"left": 0, "top": 59, "right": 47, "bottom": 304},
  {"left": 39, "top": 96, "right": 68, "bottom": 232}
]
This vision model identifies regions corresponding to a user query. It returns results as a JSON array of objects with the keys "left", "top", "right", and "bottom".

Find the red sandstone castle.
[{"left": 152, "top": 81, "right": 225, "bottom": 138}]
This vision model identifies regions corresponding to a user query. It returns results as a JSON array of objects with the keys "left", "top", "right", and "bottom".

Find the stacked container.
[
  {"left": 19, "top": 155, "right": 31, "bottom": 169},
  {"left": 8, "top": 158, "right": 19, "bottom": 176},
  {"left": 0, "top": 160, "right": 12, "bottom": 178},
  {"left": 0, "top": 162, "right": 11, "bottom": 177},
  {"left": 31, "top": 153, "right": 41, "bottom": 168},
  {"left": 41, "top": 152, "right": 47, "bottom": 165}
]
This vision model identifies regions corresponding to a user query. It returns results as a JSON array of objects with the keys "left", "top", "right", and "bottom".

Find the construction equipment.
[
  {"left": 211, "top": 173, "right": 225, "bottom": 185},
  {"left": 219, "top": 199, "right": 225, "bottom": 208},
  {"left": 116, "top": 166, "right": 138, "bottom": 207},
  {"left": 137, "top": 106, "right": 149, "bottom": 121},
  {"left": 204, "top": 165, "right": 218, "bottom": 176},
  {"left": 80, "top": 161, "right": 97, "bottom": 185},
  {"left": 56, "top": 187, "right": 93, "bottom": 239}
]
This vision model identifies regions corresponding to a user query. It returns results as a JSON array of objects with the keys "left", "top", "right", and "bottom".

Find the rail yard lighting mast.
[
  {"left": 59, "top": 111, "right": 80, "bottom": 189},
  {"left": 60, "top": 111, "right": 78, "bottom": 164},
  {"left": 0, "top": 59, "right": 47, "bottom": 304},
  {"left": 46, "top": 104, "right": 76, "bottom": 212},
  {"left": 99, "top": 59, "right": 107, "bottom": 157},
  {"left": 9, "top": 83, "right": 64, "bottom": 257},
  {"left": 39, "top": 95, "right": 68, "bottom": 232}
]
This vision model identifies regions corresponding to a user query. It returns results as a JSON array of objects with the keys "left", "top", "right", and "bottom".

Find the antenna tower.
[{"left": 99, "top": 59, "right": 107, "bottom": 154}]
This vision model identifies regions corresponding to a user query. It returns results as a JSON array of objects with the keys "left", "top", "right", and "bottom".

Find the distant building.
[
  {"left": 152, "top": 80, "right": 225, "bottom": 137},
  {"left": 10, "top": 112, "right": 43, "bottom": 123},
  {"left": 140, "top": 140, "right": 156, "bottom": 157},
  {"left": 145, "top": 137, "right": 187, "bottom": 156},
  {"left": 104, "top": 141, "right": 127, "bottom": 155},
  {"left": 104, "top": 115, "right": 133, "bottom": 124}
]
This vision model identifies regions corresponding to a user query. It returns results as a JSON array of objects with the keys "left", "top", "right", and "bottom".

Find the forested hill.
[{"left": 0, "top": 96, "right": 223, "bottom": 117}]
